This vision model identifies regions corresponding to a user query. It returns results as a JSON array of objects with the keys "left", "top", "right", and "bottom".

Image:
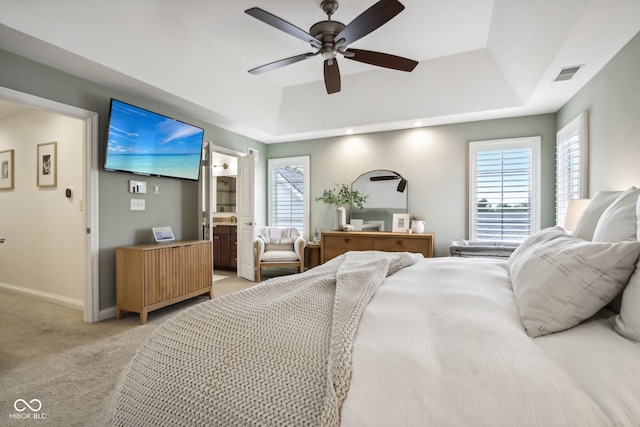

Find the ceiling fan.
[{"left": 245, "top": 0, "right": 418, "bottom": 94}]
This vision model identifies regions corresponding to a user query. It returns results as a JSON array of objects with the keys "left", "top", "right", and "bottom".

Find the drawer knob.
[
  {"left": 344, "top": 238, "right": 351, "bottom": 243},
  {"left": 396, "top": 240, "right": 404, "bottom": 245}
]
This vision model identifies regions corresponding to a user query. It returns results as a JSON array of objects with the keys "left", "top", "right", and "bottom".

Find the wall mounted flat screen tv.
[{"left": 104, "top": 99, "right": 204, "bottom": 181}]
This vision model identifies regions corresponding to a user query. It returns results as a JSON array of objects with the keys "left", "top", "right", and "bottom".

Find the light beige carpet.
[{"left": 0, "top": 272, "right": 256, "bottom": 426}]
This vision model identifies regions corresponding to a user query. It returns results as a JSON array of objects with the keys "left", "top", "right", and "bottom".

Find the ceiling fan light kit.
[{"left": 245, "top": 0, "right": 418, "bottom": 94}]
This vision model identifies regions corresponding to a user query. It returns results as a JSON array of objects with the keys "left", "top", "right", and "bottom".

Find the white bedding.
[
  {"left": 341, "top": 257, "right": 640, "bottom": 427},
  {"left": 108, "top": 187, "right": 640, "bottom": 426}
]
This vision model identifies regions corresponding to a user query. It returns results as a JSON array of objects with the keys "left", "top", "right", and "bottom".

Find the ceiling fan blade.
[
  {"left": 344, "top": 49, "right": 418, "bottom": 72},
  {"left": 249, "top": 52, "right": 317, "bottom": 75},
  {"left": 335, "top": 0, "right": 405, "bottom": 46},
  {"left": 245, "top": 7, "right": 321, "bottom": 48},
  {"left": 324, "top": 59, "right": 341, "bottom": 94}
]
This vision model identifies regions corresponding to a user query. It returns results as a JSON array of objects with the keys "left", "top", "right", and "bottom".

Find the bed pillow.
[
  {"left": 592, "top": 187, "right": 639, "bottom": 242},
  {"left": 614, "top": 198, "right": 640, "bottom": 341},
  {"left": 509, "top": 226, "right": 640, "bottom": 338},
  {"left": 571, "top": 190, "right": 622, "bottom": 241},
  {"left": 615, "top": 261, "right": 640, "bottom": 341}
]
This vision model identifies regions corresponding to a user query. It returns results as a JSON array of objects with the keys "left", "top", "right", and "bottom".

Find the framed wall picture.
[
  {"left": 0, "top": 149, "right": 14, "bottom": 190},
  {"left": 392, "top": 213, "right": 411, "bottom": 233},
  {"left": 37, "top": 142, "right": 57, "bottom": 187}
]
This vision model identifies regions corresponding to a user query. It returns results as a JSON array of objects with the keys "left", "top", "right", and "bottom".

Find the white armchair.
[{"left": 255, "top": 227, "right": 305, "bottom": 282}]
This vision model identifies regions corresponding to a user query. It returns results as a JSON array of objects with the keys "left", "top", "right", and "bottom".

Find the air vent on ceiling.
[{"left": 554, "top": 65, "right": 583, "bottom": 82}]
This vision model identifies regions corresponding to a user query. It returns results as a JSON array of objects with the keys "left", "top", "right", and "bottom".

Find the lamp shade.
[{"left": 564, "top": 199, "right": 590, "bottom": 231}]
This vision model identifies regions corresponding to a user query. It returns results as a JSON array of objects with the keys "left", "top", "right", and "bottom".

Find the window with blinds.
[
  {"left": 556, "top": 112, "right": 588, "bottom": 227},
  {"left": 469, "top": 137, "right": 540, "bottom": 242},
  {"left": 268, "top": 156, "right": 310, "bottom": 237}
]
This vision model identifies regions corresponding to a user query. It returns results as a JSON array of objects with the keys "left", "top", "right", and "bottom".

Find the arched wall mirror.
[{"left": 350, "top": 169, "right": 408, "bottom": 231}]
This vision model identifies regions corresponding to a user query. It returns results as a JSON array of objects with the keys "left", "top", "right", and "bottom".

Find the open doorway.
[
  {"left": 201, "top": 144, "right": 255, "bottom": 281},
  {"left": 0, "top": 87, "right": 99, "bottom": 322},
  {"left": 202, "top": 144, "right": 242, "bottom": 276}
]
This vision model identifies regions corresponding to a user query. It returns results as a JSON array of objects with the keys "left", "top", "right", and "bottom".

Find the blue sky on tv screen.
[{"left": 107, "top": 100, "right": 203, "bottom": 156}]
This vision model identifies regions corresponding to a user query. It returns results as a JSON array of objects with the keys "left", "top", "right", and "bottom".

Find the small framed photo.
[
  {"left": 37, "top": 142, "right": 57, "bottom": 187},
  {"left": 392, "top": 213, "right": 411, "bottom": 233},
  {"left": 0, "top": 149, "right": 14, "bottom": 190}
]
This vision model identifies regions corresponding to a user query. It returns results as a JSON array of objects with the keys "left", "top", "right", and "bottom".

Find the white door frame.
[
  {"left": 0, "top": 86, "right": 99, "bottom": 322},
  {"left": 207, "top": 144, "right": 253, "bottom": 278},
  {"left": 238, "top": 153, "right": 256, "bottom": 280}
]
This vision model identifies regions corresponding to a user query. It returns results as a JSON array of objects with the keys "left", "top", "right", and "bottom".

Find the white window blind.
[
  {"left": 556, "top": 112, "right": 588, "bottom": 227},
  {"left": 469, "top": 137, "right": 540, "bottom": 242},
  {"left": 268, "top": 156, "right": 310, "bottom": 237}
]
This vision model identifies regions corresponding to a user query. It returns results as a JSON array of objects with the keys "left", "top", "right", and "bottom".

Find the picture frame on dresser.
[
  {"left": 0, "top": 149, "right": 14, "bottom": 190},
  {"left": 392, "top": 213, "right": 411, "bottom": 233}
]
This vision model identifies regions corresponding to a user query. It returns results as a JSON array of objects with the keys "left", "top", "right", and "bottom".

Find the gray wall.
[
  {"left": 267, "top": 114, "right": 557, "bottom": 256},
  {"left": 558, "top": 31, "right": 640, "bottom": 193},
  {"left": 0, "top": 49, "right": 266, "bottom": 310}
]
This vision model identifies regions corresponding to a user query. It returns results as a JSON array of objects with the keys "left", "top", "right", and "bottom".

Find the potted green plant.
[{"left": 315, "top": 184, "right": 368, "bottom": 230}]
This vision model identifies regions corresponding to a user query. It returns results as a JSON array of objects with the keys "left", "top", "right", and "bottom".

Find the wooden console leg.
[
  {"left": 140, "top": 310, "right": 148, "bottom": 325},
  {"left": 116, "top": 307, "right": 122, "bottom": 320}
]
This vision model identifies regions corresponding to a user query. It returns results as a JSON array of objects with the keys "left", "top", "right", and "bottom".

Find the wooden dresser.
[
  {"left": 116, "top": 240, "right": 213, "bottom": 324},
  {"left": 321, "top": 231, "right": 434, "bottom": 263}
]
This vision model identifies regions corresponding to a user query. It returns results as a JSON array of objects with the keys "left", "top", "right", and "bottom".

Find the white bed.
[
  {"left": 342, "top": 257, "right": 640, "bottom": 426},
  {"left": 108, "top": 188, "right": 640, "bottom": 426}
]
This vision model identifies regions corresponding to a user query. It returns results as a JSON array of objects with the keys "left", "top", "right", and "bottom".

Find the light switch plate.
[{"left": 130, "top": 199, "right": 145, "bottom": 210}]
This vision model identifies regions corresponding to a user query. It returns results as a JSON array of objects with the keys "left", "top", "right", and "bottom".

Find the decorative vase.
[
  {"left": 335, "top": 207, "right": 346, "bottom": 230},
  {"left": 411, "top": 220, "right": 425, "bottom": 234}
]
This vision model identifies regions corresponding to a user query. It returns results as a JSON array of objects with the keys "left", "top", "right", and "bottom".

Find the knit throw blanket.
[{"left": 107, "top": 250, "right": 422, "bottom": 427}]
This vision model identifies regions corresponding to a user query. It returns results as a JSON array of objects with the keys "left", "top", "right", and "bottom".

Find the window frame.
[
  {"left": 555, "top": 112, "right": 588, "bottom": 227},
  {"left": 469, "top": 136, "right": 541, "bottom": 242},
  {"left": 267, "top": 156, "right": 310, "bottom": 239}
]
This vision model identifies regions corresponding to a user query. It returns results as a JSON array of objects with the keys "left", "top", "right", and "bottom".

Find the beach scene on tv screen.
[{"left": 105, "top": 100, "right": 203, "bottom": 180}]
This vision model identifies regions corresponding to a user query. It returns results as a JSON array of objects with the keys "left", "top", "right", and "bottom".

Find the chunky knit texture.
[{"left": 107, "top": 251, "right": 422, "bottom": 427}]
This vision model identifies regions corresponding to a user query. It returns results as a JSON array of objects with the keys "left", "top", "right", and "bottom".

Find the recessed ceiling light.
[
  {"left": 345, "top": 129, "right": 354, "bottom": 135},
  {"left": 414, "top": 121, "right": 423, "bottom": 127}
]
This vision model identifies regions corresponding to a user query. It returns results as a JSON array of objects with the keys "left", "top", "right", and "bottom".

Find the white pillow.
[
  {"left": 592, "top": 187, "right": 639, "bottom": 242},
  {"left": 615, "top": 259, "right": 640, "bottom": 341},
  {"left": 613, "top": 197, "right": 640, "bottom": 341},
  {"left": 571, "top": 190, "right": 622, "bottom": 241},
  {"left": 509, "top": 226, "right": 640, "bottom": 338}
]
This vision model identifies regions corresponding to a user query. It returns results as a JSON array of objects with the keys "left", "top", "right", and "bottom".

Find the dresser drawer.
[
  {"left": 323, "top": 248, "right": 351, "bottom": 261},
  {"left": 323, "top": 234, "right": 373, "bottom": 251},
  {"left": 321, "top": 231, "right": 434, "bottom": 263},
  {"left": 373, "top": 236, "right": 430, "bottom": 254}
]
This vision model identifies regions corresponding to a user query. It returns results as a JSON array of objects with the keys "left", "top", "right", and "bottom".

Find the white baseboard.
[{"left": 0, "top": 282, "right": 83, "bottom": 311}]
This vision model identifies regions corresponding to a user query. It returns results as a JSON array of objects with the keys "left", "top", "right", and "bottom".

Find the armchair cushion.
[
  {"left": 261, "top": 250, "right": 299, "bottom": 262},
  {"left": 258, "top": 227, "right": 300, "bottom": 244},
  {"left": 265, "top": 243, "right": 295, "bottom": 252}
]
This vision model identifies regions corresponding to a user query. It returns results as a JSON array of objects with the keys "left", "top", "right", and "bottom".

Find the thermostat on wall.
[{"left": 129, "top": 180, "right": 147, "bottom": 194}]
